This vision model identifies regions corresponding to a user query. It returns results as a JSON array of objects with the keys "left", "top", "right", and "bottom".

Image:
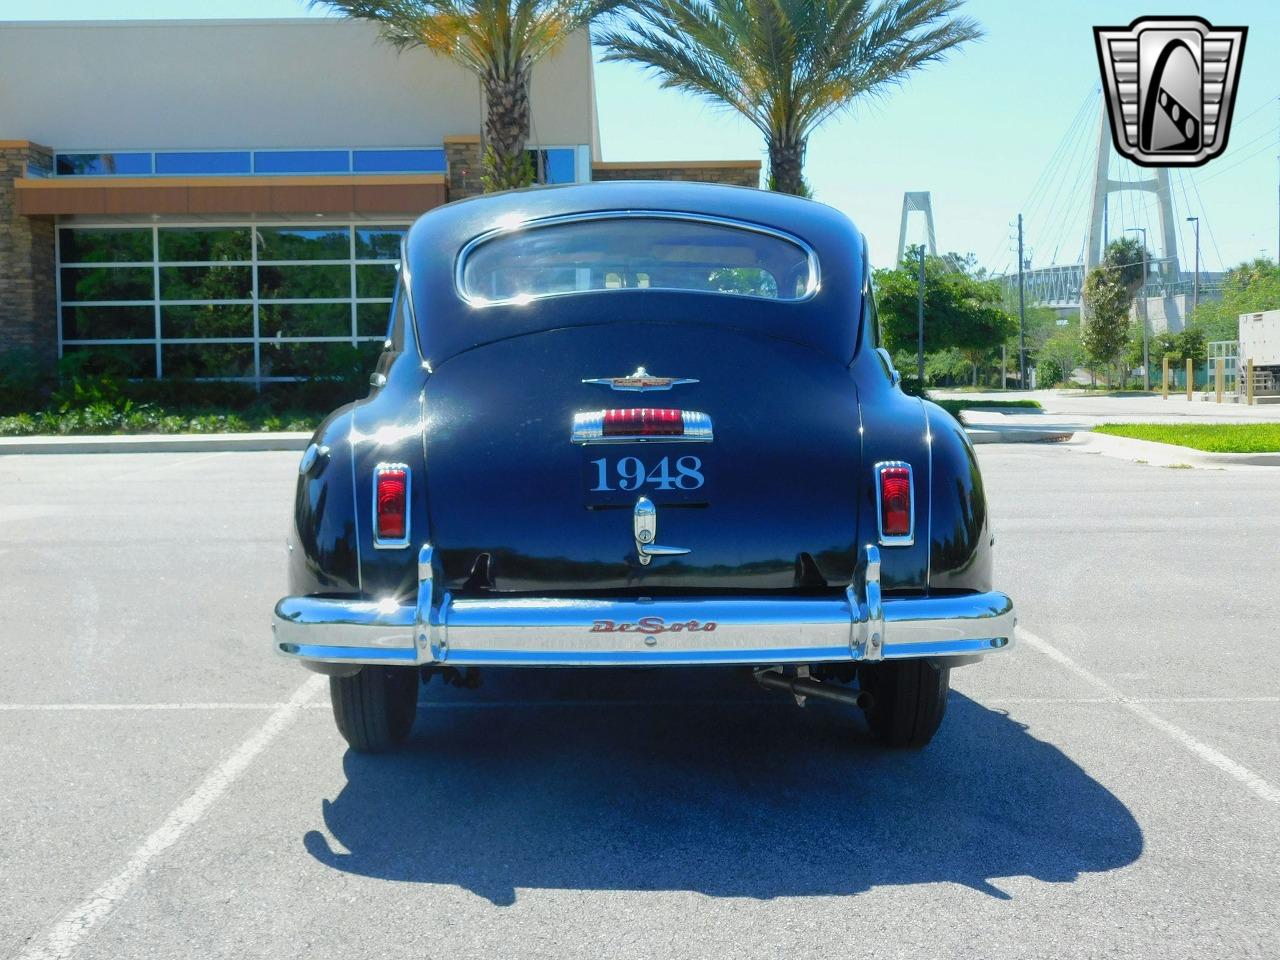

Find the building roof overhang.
[{"left": 13, "top": 173, "right": 448, "bottom": 218}]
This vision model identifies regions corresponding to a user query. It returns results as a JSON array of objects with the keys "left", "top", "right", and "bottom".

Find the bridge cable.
[
  {"left": 1174, "top": 168, "right": 1202, "bottom": 283},
  {"left": 981, "top": 85, "right": 1097, "bottom": 273},
  {"left": 1021, "top": 88, "right": 1099, "bottom": 238},
  {"left": 1014, "top": 88, "right": 1099, "bottom": 286},
  {"left": 1194, "top": 120, "right": 1280, "bottom": 186},
  {"left": 1186, "top": 171, "right": 1226, "bottom": 272},
  {"left": 1037, "top": 114, "right": 1098, "bottom": 267}
]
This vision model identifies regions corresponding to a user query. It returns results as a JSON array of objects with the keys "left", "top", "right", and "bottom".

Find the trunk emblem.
[
  {"left": 633, "top": 496, "right": 691, "bottom": 566},
  {"left": 583, "top": 367, "right": 698, "bottom": 392}
]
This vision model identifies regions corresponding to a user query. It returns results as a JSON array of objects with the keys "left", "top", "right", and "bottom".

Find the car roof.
[{"left": 404, "top": 181, "right": 866, "bottom": 365}]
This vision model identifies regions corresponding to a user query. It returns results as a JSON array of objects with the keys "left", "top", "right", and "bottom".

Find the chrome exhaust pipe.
[{"left": 754, "top": 669, "right": 872, "bottom": 709}]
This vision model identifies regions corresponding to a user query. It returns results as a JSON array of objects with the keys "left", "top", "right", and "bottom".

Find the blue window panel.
[
  {"left": 155, "top": 151, "right": 252, "bottom": 175},
  {"left": 253, "top": 150, "right": 351, "bottom": 174},
  {"left": 353, "top": 149, "right": 446, "bottom": 174},
  {"left": 544, "top": 148, "right": 576, "bottom": 184},
  {"left": 55, "top": 153, "right": 153, "bottom": 177}
]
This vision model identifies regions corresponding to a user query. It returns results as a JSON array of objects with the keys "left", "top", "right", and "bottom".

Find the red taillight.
[
  {"left": 602, "top": 408, "right": 684, "bottom": 437},
  {"left": 879, "top": 465, "right": 912, "bottom": 538},
  {"left": 376, "top": 468, "right": 407, "bottom": 540}
]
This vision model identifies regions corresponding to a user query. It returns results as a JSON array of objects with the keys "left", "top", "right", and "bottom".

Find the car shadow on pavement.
[{"left": 303, "top": 667, "right": 1142, "bottom": 905}]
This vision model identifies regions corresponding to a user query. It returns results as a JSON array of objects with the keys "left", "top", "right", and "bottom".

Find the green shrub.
[
  {"left": 1036, "top": 357, "right": 1065, "bottom": 388},
  {"left": 0, "top": 348, "right": 54, "bottom": 414}
]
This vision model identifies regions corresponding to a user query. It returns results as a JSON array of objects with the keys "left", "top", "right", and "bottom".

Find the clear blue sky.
[{"left": 2, "top": 0, "right": 1277, "bottom": 274}]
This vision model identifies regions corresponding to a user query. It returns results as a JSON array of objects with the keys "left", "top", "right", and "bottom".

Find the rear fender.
[
  {"left": 349, "top": 333, "right": 430, "bottom": 601},
  {"left": 288, "top": 317, "right": 429, "bottom": 601},
  {"left": 849, "top": 349, "right": 930, "bottom": 592},
  {"left": 288, "top": 406, "right": 361, "bottom": 596},
  {"left": 922, "top": 400, "right": 993, "bottom": 592}
]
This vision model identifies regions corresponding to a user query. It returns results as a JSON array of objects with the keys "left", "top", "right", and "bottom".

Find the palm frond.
[
  {"left": 599, "top": 0, "right": 983, "bottom": 146},
  {"left": 311, "top": 0, "right": 626, "bottom": 75}
]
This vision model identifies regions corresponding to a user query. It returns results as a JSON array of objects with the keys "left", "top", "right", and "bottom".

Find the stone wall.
[
  {"left": 591, "top": 161, "right": 760, "bottom": 188},
  {"left": 445, "top": 135, "right": 483, "bottom": 201},
  {"left": 0, "top": 141, "right": 56, "bottom": 365}
]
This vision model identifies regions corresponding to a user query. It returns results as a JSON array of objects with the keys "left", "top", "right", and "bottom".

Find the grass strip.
[{"left": 1093, "top": 422, "right": 1280, "bottom": 453}]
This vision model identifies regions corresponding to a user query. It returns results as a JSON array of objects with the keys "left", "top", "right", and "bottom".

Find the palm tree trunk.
[
  {"left": 767, "top": 134, "right": 807, "bottom": 196},
  {"left": 481, "top": 59, "right": 534, "bottom": 192}
]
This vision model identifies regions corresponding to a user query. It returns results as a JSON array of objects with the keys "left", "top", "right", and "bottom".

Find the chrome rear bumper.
[{"left": 272, "top": 545, "right": 1015, "bottom": 668}]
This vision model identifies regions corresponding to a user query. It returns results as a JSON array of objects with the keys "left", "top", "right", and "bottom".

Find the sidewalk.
[
  {"left": 0, "top": 432, "right": 312, "bottom": 455},
  {"left": 935, "top": 389, "right": 1280, "bottom": 433}
]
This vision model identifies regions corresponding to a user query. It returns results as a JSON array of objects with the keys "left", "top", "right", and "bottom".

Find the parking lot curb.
[
  {"left": 0, "top": 432, "right": 312, "bottom": 455},
  {"left": 1069, "top": 431, "right": 1280, "bottom": 467},
  {"left": 965, "top": 427, "right": 1074, "bottom": 445}
]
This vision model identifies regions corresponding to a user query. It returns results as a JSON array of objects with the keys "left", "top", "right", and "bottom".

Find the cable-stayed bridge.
[{"left": 966, "top": 86, "right": 1271, "bottom": 319}]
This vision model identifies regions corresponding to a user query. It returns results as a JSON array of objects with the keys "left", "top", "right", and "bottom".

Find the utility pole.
[
  {"left": 1186, "top": 216, "right": 1200, "bottom": 319},
  {"left": 916, "top": 245, "right": 926, "bottom": 388},
  {"left": 1126, "top": 226, "right": 1150, "bottom": 390},
  {"left": 1017, "top": 214, "right": 1027, "bottom": 389}
]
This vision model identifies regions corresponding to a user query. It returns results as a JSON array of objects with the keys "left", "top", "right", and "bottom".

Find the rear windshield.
[{"left": 458, "top": 215, "right": 816, "bottom": 305}]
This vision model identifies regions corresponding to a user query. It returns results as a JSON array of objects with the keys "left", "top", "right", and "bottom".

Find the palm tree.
[
  {"left": 596, "top": 0, "right": 982, "bottom": 195},
  {"left": 312, "top": 0, "right": 623, "bottom": 190}
]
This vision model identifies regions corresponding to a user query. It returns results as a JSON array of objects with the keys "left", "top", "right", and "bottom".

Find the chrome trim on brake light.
[
  {"left": 874, "top": 460, "right": 915, "bottom": 547},
  {"left": 371, "top": 462, "right": 411, "bottom": 550},
  {"left": 571, "top": 409, "right": 714, "bottom": 444}
]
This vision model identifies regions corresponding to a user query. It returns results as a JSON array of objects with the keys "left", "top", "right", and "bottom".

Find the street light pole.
[
  {"left": 1126, "top": 226, "right": 1149, "bottom": 391},
  {"left": 1017, "top": 213, "right": 1026, "bottom": 389},
  {"left": 1186, "top": 216, "right": 1200, "bottom": 319},
  {"left": 916, "top": 245, "right": 925, "bottom": 389}
]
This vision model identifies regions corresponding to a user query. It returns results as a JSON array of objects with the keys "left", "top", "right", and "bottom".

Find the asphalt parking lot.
[{"left": 3, "top": 445, "right": 1279, "bottom": 959}]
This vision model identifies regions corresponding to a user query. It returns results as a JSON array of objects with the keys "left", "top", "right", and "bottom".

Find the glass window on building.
[
  {"left": 353, "top": 149, "right": 446, "bottom": 174},
  {"left": 55, "top": 153, "right": 153, "bottom": 176},
  {"left": 527, "top": 148, "right": 577, "bottom": 184},
  {"left": 154, "top": 152, "right": 252, "bottom": 175},
  {"left": 57, "top": 222, "right": 407, "bottom": 382},
  {"left": 253, "top": 150, "right": 351, "bottom": 174}
]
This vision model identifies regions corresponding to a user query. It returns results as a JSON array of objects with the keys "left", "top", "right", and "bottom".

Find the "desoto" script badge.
[{"left": 591, "top": 617, "right": 718, "bottom": 634}]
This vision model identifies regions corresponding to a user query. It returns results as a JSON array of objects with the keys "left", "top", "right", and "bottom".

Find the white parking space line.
[
  {"left": 988, "top": 696, "right": 1280, "bottom": 705},
  {"left": 1017, "top": 627, "right": 1280, "bottom": 806},
  {"left": 17, "top": 675, "right": 325, "bottom": 960},
  {"left": 0, "top": 703, "right": 288, "bottom": 711}
]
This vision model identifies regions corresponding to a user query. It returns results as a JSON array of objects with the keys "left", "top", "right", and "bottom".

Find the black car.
[{"left": 272, "top": 181, "right": 1015, "bottom": 752}]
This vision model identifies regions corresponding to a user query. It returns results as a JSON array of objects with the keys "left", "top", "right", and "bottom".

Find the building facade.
[{"left": 0, "top": 19, "right": 759, "bottom": 384}]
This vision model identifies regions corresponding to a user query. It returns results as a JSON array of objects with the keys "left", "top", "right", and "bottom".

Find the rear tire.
[
  {"left": 858, "top": 659, "right": 950, "bottom": 748},
  {"left": 329, "top": 666, "right": 419, "bottom": 753}
]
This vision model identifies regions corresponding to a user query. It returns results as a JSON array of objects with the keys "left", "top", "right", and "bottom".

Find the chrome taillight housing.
[
  {"left": 373, "top": 463, "right": 410, "bottom": 548},
  {"left": 875, "top": 461, "right": 914, "bottom": 546}
]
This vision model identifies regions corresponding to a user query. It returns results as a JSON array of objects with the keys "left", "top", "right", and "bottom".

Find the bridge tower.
[
  {"left": 896, "top": 191, "right": 937, "bottom": 265},
  {"left": 1085, "top": 105, "right": 1180, "bottom": 281}
]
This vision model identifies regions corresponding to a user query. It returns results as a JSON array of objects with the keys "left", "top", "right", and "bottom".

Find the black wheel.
[
  {"left": 329, "top": 666, "right": 419, "bottom": 753},
  {"left": 858, "top": 659, "right": 950, "bottom": 748}
]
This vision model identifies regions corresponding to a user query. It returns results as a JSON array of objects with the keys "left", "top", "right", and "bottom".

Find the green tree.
[
  {"left": 1037, "top": 320, "right": 1081, "bottom": 387},
  {"left": 876, "top": 249, "right": 1017, "bottom": 385},
  {"left": 313, "top": 0, "right": 622, "bottom": 191},
  {"left": 597, "top": 0, "right": 981, "bottom": 196},
  {"left": 1173, "top": 326, "right": 1206, "bottom": 363},
  {"left": 1102, "top": 236, "right": 1149, "bottom": 294},
  {"left": 1081, "top": 265, "right": 1130, "bottom": 386},
  {"left": 1187, "top": 257, "right": 1280, "bottom": 343}
]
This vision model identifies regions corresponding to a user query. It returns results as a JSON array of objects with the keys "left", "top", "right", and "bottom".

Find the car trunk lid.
[{"left": 421, "top": 321, "right": 863, "bottom": 593}]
